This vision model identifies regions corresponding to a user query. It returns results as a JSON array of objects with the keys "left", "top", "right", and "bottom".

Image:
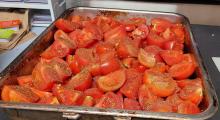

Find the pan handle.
[
  {"left": 62, "top": 112, "right": 81, "bottom": 120},
  {"left": 114, "top": 116, "right": 132, "bottom": 120}
]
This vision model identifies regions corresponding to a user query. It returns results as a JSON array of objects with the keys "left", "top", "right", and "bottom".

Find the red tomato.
[
  {"left": 55, "top": 18, "right": 80, "bottom": 32},
  {"left": 65, "top": 70, "right": 92, "bottom": 91},
  {"left": 81, "top": 96, "right": 95, "bottom": 107},
  {"left": 166, "top": 94, "right": 184, "bottom": 112},
  {"left": 46, "top": 58, "right": 72, "bottom": 81},
  {"left": 38, "top": 96, "right": 59, "bottom": 105},
  {"left": 75, "top": 48, "right": 95, "bottom": 68},
  {"left": 131, "top": 24, "right": 149, "bottom": 40},
  {"left": 183, "top": 54, "right": 197, "bottom": 66},
  {"left": 32, "top": 63, "right": 60, "bottom": 91},
  {"left": 177, "top": 101, "right": 200, "bottom": 114},
  {"left": 150, "top": 62, "right": 168, "bottom": 73},
  {"left": 176, "top": 78, "right": 202, "bottom": 88},
  {"left": 104, "top": 25, "right": 127, "bottom": 46},
  {"left": 17, "top": 75, "right": 34, "bottom": 87},
  {"left": 129, "top": 17, "right": 147, "bottom": 27},
  {"left": 66, "top": 55, "right": 81, "bottom": 74},
  {"left": 52, "top": 84, "right": 83, "bottom": 105},
  {"left": 122, "top": 58, "right": 135, "bottom": 68},
  {"left": 151, "top": 18, "right": 173, "bottom": 33},
  {"left": 117, "top": 38, "right": 139, "bottom": 58},
  {"left": 124, "top": 98, "right": 141, "bottom": 110},
  {"left": 143, "top": 71, "right": 177, "bottom": 97},
  {"left": 84, "top": 88, "right": 103, "bottom": 102},
  {"left": 163, "top": 40, "right": 184, "bottom": 51},
  {"left": 95, "top": 42, "right": 114, "bottom": 55},
  {"left": 160, "top": 50, "right": 184, "bottom": 66},
  {"left": 97, "top": 69, "right": 126, "bottom": 92},
  {"left": 162, "top": 28, "right": 175, "bottom": 41},
  {"left": 150, "top": 101, "right": 173, "bottom": 112},
  {"left": 95, "top": 92, "right": 123, "bottom": 109},
  {"left": 0, "top": 20, "right": 21, "bottom": 28},
  {"left": 147, "top": 32, "right": 169, "bottom": 48},
  {"left": 179, "top": 79, "right": 203, "bottom": 105},
  {"left": 169, "top": 61, "right": 196, "bottom": 80},
  {"left": 92, "top": 16, "right": 112, "bottom": 33},
  {"left": 125, "top": 24, "right": 136, "bottom": 32},
  {"left": 138, "top": 48, "right": 156, "bottom": 68},
  {"left": 131, "top": 59, "right": 147, "bottom": 73},
  {"left": 144, "top": 45, "right": 163, "bottom": 62},
  {"left": 171, "top": 24, "right": 185, "bottom": 43},
  {"left": 1, "top": 85, "right": 39, "bottom": 103},
  {"left": 120, "top": 69, "right": 142, "bottom": 99}
]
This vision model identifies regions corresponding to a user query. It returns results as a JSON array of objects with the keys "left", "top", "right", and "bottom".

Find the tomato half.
[
  {"left": 169, "top": 61, "right": 196, "bottom": 80},
  {"left": 163, "top": 40, "right": 184, "bottom": 51},
  {"left": 124, "top": 98, "right": 141, "bottom": 110},
  {"left": 160, "top": 50, "right": 184, "bottom": 66},
  {"left": 81, "top": 96, "right": 94, "bottom": 107},
  {"left": 38, "top": 96, "right": 59, "bottom": 105},
  {"left": 55, "top": 18, "right": 80, "bottom": 32},
  {"left": 129, "top": 17, "right": 147, "bottom": 27},
  {"left": 131, "top": 24, "right": 149, "bottom": 40},
  {"left": 166, "top": 94, "right": 184, "bottom": 112},
  {"left": 171, "top": 24, "right": 185, "bottom": 44},
  {"left": 75, "top": 48, "right": 95, "bottom": 68},
  {"left": 17, "top": 75, "right": 34, "bottom": 87},
  {"left": 84, "top": 88, "right": 103, "bottom": 103},
  {"left": 120, "top": 69, "right": 142, "bottom": 99},
  {"left": 95, "top": 92, "right": 123, "bottom": 109},
  {"left": 150, "top": 62, "right": 168, "bottom": 73},
  {"left": 176, "top": 78, "right": 202, "bottom": 88},
  {"left": 150, "top": 101, "right": 173, "bottom": 112},
  {"left": 65, "top": 70, "right": 92, "bottom": 91},
  {"left": 97, "top": 69, "right": 126, "bottom": 92},
  {"left": 177, "top": 101, "right": 200, "bottom": 114},
  {"left": 151, "top": 18, "right": 173, "bottom": 33},
  {"left": 147, "top": 32, "right": 169, "bottom": 48},
  {"left": 138, "top": 48, "right": 156, "bottom": 68},
  {"left": 117, "top": 38, "right": 139, "bottom": 58},
  {"left": 95, "top": 42, "right": 114, "bottom": 55},
  {"left": 162, "top": 28, "right": 175, "bottom": 41},
  {"left": 144, "top": 45, "right": 163, "bottom": 62},
  {"left": 66, "top": 55, "right": 81, "bottom": 74},
  {"left": 1, "top": 85, "right": 39, "bottom": 103}
]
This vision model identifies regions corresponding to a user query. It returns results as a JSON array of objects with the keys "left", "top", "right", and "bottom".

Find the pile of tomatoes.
[{"left": 1, "top": 15, "right": 203, "bottom": 114}]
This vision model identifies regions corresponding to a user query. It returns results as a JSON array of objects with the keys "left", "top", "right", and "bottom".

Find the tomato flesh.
[{"left": 124, "top": 98, "right": 141, "bottom": 110}]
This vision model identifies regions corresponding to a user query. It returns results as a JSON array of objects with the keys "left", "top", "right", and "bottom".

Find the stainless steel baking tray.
[{"left": 0, "top": 7, "right": 218, "bottom": 120}]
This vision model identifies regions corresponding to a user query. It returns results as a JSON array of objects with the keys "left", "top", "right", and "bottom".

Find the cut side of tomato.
[
  {"left": 162, "top": 28, "right": 175, "bottom": 41},
  {"left": 97, "top": 69, "right": 126, "bottom": 92},
  {"left": 129, "top": 17, "right": 147, "bottom": 27},
  {"left": 160, "top": 50, "right": 184, "bottom": 66},
  {"left": 66, "top": 55, "right": 81, "bottom": 74},
  {"left": 95, "top": 92, "right": 123, "bottom": 109},
  {"left": 169, "top": 61, "right": 196, "bottom": 80},
  {"left": 120, "top": 69, "right": 142, "bottom": 99},
  {"left": 138, "top": 48, "right": 156, "bottom": 68},
  {"left": 166, "top": 94, "right": 184, "bottom": 112},
  {"left": 171, "top": 24, "right": 185, "bottom": 44},
  {"left": 151, "top": 18, "right": 173, "bottom": 33},
  {"left": 150, "top": 101, "right": 173, "bottom": 112},
  {"left": 1, "top": 85, "right": 39, "bottom": 103},
  {"left": 17, "top": 75, "right": 34, "bottom": 87},
  {"left": 55, "top": 18, "right": 80, "bottom": 32},
  {"left": 176, "top": 78, "right": 202, "bottom": 88},
  {"left": 147, "top": 32, "right": 169, "bottom": 48},
  {"left": 38, "top": 96, "right": 59, "bottom": 105},
  {"left": 84, "top": 88, "right": 103, "bottom": 103},
  {"left": 163, "top": 40, "right": 184, "bottom": 51},
  {"left": 177, "top": 101, "right": 200, "bottom": 114},
  {"left": 65, "top": 70, "right": 92, "bottom": 91},
  {"left": 95, "top": 42, "right": 114, "bottom": 55},
  {"left": 131, "top": 24, "right": 149, "bottom": 40},
  {"left": 144, "top": 45, "right": 163, "bottom": 62},
  {"left": 150, "top": 62, "right": 168, "bottom": 73},
  {"left": 124, "top": 98, "right": 141, "bottom": 110},
  {"left": 117, "top": 38, "right": 138, "bottom": 58},
  {"left": 75, "top": 48, "right": 95, "bottom": 68}
]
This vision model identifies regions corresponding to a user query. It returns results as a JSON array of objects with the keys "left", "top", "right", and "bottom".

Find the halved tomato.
[
  {"left": 0, "top": 20, "right": 21, "bottom": 28},
  {"left": 144, "top": 45, "right": 163, "bottom": 62},
  {"left": 95, "top": 42, "right": 114, "bottom": 55},
  {"left": 95, "top": 92, "right": 123, "bottom": 109},
  {"left": 52, "top": 84, "right": 83, "bottom": 105},
  {"left": 151, "top": 18, "right": 173, "bottom": 33},
  {"left": 81, "top": 96, "right": 94, "bottom": 107},
  {"left": 124, "top": 98, "right": 141, "bottom": 110},
  {"left": 92, "top": 16, "right": 113, "bottom": 33},
  {"left": 171, "top": 24, "right": 185, "bottom": 43},
  {"left": 125, "top": 24, "right": 136, "bottom": 32},
  {"left": 66, "top": 55, "right": 81, "bottom": 74},
  {"left": 182, "top": 54, "right": 197, "bottom": 66},
  {"left": 177, "top": 101, "right": 200, "bottom": 114},
  {"left": 104, "top": 25, "right": 127, "bottom": 46},
  {"left": 160, "top": 50, "right": 184, "bottom": 66},
  {"left": 176, "top": 78, "right": 202, "bottom": 88},
  {"left": 30, "top": 87, "right": 52, "bottom": 98},
  {"left": 1, "top": 85, "right": 39, "bottom": 103},
  {"left": 163, "top": 40, "right": 184, "bottom": 51},
  {"left": 129, "top": 17, "right": 147, "bottom": 27},
  {"left": 96, "top": 69, "right": 126, "bottom": 92},
  {"left": 17, "top": 75, "right": 34, "bottom": 87},
  {"left": 38, "top": 96, "right": 59, "bottom": 105},
  {"left": 75, "top": 48, "right": 95, "bottom": 68},
  {"left": 138, "top": 48, "right": 156, "bottom": 68},
  {"left": 131, "top": 24, "right": 149, "bottom": 40},
  {"left": 169, "top": 61, "right": 196, "bottom": 80},
  {"left": 55, "top": 18, "right": 80, "bottom": 32},
  {"left": 65, "top": 70, "right": 92, "bottom": 91},
  {"left": 150, "top": 101, "right": 173, "bottom": 112},
  {"left": 147, "top": 32, "right": 169, "bottom": 48},
  {"left": 179, "top": 79, "right": 203, "bottom": 105},
  {"left": 162, "top": 28, "right": 175, "bottom": 41},
  {"left": 120, "top": 69, "right": 142, "bottom": 99},
  {"left": 166, "top": 94, "right": 184, "bottom": 112},
  {"left": 150, "top": 62, "right": 168, "bottom": 73},
  {"left": 131, "top": 59, "right": 147, "bottom": 73},
  {"left": 84, "top": 88, "right": 103, "bottom": 102},
  {"left": 32, "top": 63, "right": 60, "bottom": 91},
  {"left": 122, "top": 58, "right": 135, "bottom": 68},
  {"left": 117, "top": 38, "right": 138, "bottom": 58}
]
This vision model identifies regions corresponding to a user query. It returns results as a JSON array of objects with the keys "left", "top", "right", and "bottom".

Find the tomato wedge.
[
  {"left": 131, "top": 24, "right": 149, "bottom": 40},
  {"left": 66, "top": 55, "right": 81, "bottom": 74},
  {"left": 151, "top": 18, "right": 173, "bottom": 33},
  {"left": 166, "top": 94, "right": 184, "bottom": 112},
  {"left": 84, "top": 88, "right": 103, "bottom": 103},
  {"left": 162, "top": 28, "right": 175, "bottom": 41},
  {"left": 171, "top": 24, "right": 185, "bottom": 43},
  {"left": 177, "top": 101, "right": 200, "bottom": 114},
  {"left": 150, "top": 62, "right": 168, "bottom": 73},
  {"left": 120, "top": 69, "right": 142, "bottom": 99},
  {"left": 117, "top": 38, "right": 138, "bottom": 58},
  {"left": 38, "top": 96, "right": 59, "bottom": 105},
  {"left": 163, "top": 40, "right": 184, "bottom": 51},
  {"left": 81, "top": 96, "right": 95, "bottom": 107},
  {"left": 129, "top": 17, "right": 147, "bottom": 27},
  {"left": 138, "top": 48, "right": 156, "bottom": 68},
  {"left": 97, "top": 69, "right": 126, "bottom": 92},
  {"left": 150, "top": 101, "right": 173, "bottom": 112},
  {"left": 169, "top": 61, "right": 196, "bottom": 80},
  {"left": 147, "top": 32, "right": 169, "bottom": 48},
  {"left": 65, "top": 70, "right": 92, "bottom": 91},
  {"left": 55, "top": 18, "right": 80, "bottom": 32},
  {"left": 75, "top": 48, "right": 95, "bottom": 68},
  {"left": 17, "top": 75, "right": 34, "bottom": 87},
  {"left": 95, "top": 42, "right": 114, "bottom": 55},
  {"left": 160, "top": 50, "right": 184, "bottom": 66},
  {"left": 144, "top": 45, "right": 163, "bottom": 62},
  {"left": 124, "top": 98, "right": 141, "bottom": 110},
  {"left": 95, "top": 92, "right": 123, "bottom": 109},
  {"left": 1, "top": 85, "right": 39, "bottom": 103}
]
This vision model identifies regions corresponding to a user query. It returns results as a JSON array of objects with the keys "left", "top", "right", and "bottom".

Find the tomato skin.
[
  {"left": 1, "top": 85, "right": 39, "bottom": 103},
  {"left": 150, "top": 62, "right": 168, "bottom": 73},
  {"left": 0, "top": 20, "right": 21, "bottom": 28},
  {"left": 120, "top": 69, "right": 142, "bottom": 99},
  {"left": 38, "top": 96, "right": 59, "bottom": 105},
  {"left": 131, "top": 59, "right": 147, "bottom": 73},
  {"left": 75, "top": 48, "right": 95, "bottom": 68},
  {"left": 160, "top": 50, "right": 184, "bottom": 66},
  {"left": 55, "top": 18, "right": 80, "bottom": 32},
  {"left": 81, "top": 96, "right": 95, "bottom": 107},
  {"left": 66, "top": 55, "right": 81, "bottom": 74},
  {"left": 166, "top": 94, "right": 184, "bottom": 112},
  {"left": 176, "top": 78, "right": 202, "bottom": 88},
  {"left": 169, "top": 62, "right": 196, "bottom": 80},
  {"left": 147, "top": 32, "right": 169, "bottom": 48},
  {"left": 138, "top": 48, "right": 156, "bottom": 68},
  {"left": 125, "top": 24, "right": 136, "bottom": 32},
  {"left": 151, "top": 18, "right": 173, "bottom": 33},
  {"left": 17, "top": 75, "right": 34, "bottom": 87},
  {"left": 163, "top": 40, "right": 184, "bottom": 51},
  {"left": 144, "top": 45, "right": 163, "bottom": 62},
  {"left": 104, "top": 25, "right": 127, "bottom": 46},
  {"left": 171, "top": 24, "right": 185, "bottom": 43},
  {"left": 124, "top": 98, "right": 141, "bottom": 110},
  {"left": 117, "top": 38, "right": 139, "bottom": 58},
  {"left": 95, "top": 42, "right": 114, "bottom": 55},
  {"left": 131, "top": 24, "right": 149, "bottom": 40},
  {"left": 65, "top": 70, "right": 92, "bottom": 91},
  {"left": 129, "top": 17, "right": 147, "bottom": 27},
  {"left": 150, "top": 101, "right": 173, "bottom": 112},
  {"left": 97, "top": 69, "right": 126, "bottom": 92},
  {"left": 95, "top": 92, "right": 123, "bottom": 109},
  {"left": 162, "top": 28, "right": 175, "bottom": 41},
  {"left": 177, "top": 101, "right": 200, "bottom": 114},
  {"left": 84, "top": 88, "right": 103, "bottom": 103}
]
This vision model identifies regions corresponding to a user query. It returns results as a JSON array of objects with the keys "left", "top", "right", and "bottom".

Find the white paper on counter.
[{"left": 212, "top": 57, "right": 220, "bottom": 72}]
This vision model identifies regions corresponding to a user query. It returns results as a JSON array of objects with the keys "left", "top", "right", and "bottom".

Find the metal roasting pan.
[{"left": 0, "top": 7, "right": 218, "bottom": 120}]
